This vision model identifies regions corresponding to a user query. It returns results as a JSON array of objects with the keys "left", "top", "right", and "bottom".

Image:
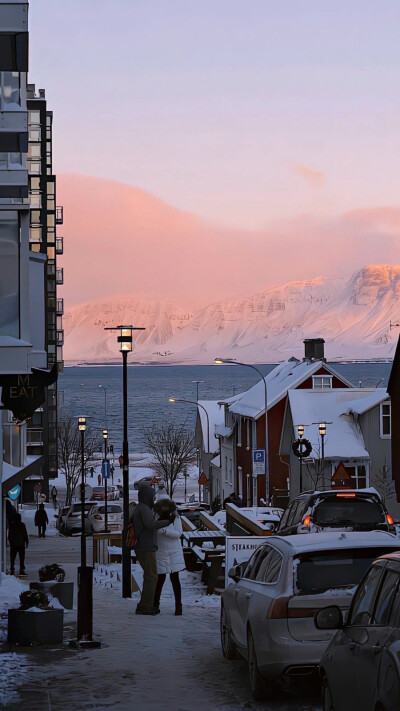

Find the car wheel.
[
  {"left": 220, "top": 605, "right": 237, "bottom": 660},
  {"left": 247, "top": 628, "right": 266, "bottom": 701},
  {"left": 322, "top": 678, "right": 334, "bottom": 711}
]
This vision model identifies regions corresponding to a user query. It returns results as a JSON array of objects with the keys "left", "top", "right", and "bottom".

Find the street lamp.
[
  {"left": 297, "top": 424, "right": 305, "bottom": 493},
  {"left": 215, "top": 358, "right": 270, "bottom": 503},
  {"left": 192, "top": 380, "right": 204, "bottom": 402},
  {"left": 73, "top": 416, "right": 100, "bottom": 647},
  {"left": 169, "top": 397, "right": 210, "bottom": 502},
  {"left": 104, "top": 324, "right": 145, "bottom": 599},
  {"left": 102, "top": 429, "right": 109, "bottom": 533},
  {"left": 99, "top": 385, "right": 110, "bottom": 421}
]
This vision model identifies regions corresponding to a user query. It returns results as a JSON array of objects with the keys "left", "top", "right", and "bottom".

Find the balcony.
[
  {"left": 47, "top": 261, "right": 55, "bottom": 277},
  {"left": 56, "top": 298, "right": 64, "bottom": 315},
  {"left": 56, "top": 267, "right": 63, "bottom": 285},
  {"left": 56, "top": 330, "right": 64, "bottom": 346},
  {"left": 55, "top": 236, "right": 63, "bottom": 255},
  {"left": 55, "top": 206, "right": 63, "bottom": 224},
  {"left": 0, "top": 168, "right": 28, "bottom": 198}
]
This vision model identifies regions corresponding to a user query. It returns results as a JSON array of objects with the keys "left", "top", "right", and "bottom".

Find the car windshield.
[
  {"left": 92, "top": 487, "right": 105, "bottom": 493},
  {"left": 295, "top": 547, "right": 397, "bottom": 595},
  {"left": 96, "top": 505, "right": 122, "bottom": 514},
  {"left": 71, "top": 503, "right": 92, "bottom": 513},
  {"left": 313, "top": 497, "right": 385, "bottom": 526}
]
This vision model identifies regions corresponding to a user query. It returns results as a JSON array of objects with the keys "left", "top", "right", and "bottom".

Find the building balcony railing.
[
  {"left": 55, "top": 206, "right": 63, "bottom": 224},
  {"left": 56, "top": 330, "right": 64, "bottom": 346},
  {"left": 47, "top": 261, "right": 56, "bottom": 277},
  {"left": 57, "top": 361, "right": 64, "bottom": 374},
  {"left": 56, "top": 298, "right": 64, "bottom": 315},
  {"left": 56, "top": 267, "right": 63, "bottom": 285},
  {"left": 26, "top": 429, "right": 44, "bottom": 445},
  {"left": 55, "top": 236, "right": 63, "bottom": 255}
]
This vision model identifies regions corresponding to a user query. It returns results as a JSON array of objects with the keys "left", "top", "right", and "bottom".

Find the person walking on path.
[
  {"left": 34, "top": 503, "right": 49, "bottom": 538},
  {"left": 8, "top": 512, "right": 29, "bottom": 575},
  {"left": 132, "top": 484, "right": 172, "bottom": 616},
  {"left": 51, "top": 485, "right": 58, "bottom": 509},
  {"left": 153, "top": 498, "right": 184, "bottom": 616}
]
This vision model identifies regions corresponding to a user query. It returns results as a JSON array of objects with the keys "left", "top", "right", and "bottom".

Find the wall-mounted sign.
[
  {"left": 0, "top": 363, "right": 57, "bottom": 421},
  {"left": 8, "top": 485, "right": 21, "bottom": 501},
  {"left": 252, "top": 449, "right": 265, "bottom": 476}
]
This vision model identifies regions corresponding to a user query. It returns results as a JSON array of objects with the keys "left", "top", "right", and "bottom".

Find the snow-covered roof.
[
  {"left": 1, "top": 455, "right": 42, "bottom": 491},
  {"left": 339, "top": 388, "right": 389, "bottom": 416},
  {"left": 287, "top": 388, "right": 383, "bottom": 460},
  {"left": 229, "top": 358, "right": 351, "bottom": 419},
  {"left": 267, "top": 531, "right": 399, "bottom": 555}
]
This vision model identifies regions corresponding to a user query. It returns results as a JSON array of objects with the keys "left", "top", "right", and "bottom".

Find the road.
[{"left": 1, "top": 523, "right": 322, "bottom": 711}]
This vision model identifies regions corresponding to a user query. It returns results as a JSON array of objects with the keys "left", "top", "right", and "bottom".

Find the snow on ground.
[
  {"left": 19, "top": 503, "right": 59, "bottom": 537},
  {"left": 0, "top": 572, "right": 29, "bottom": 619}
]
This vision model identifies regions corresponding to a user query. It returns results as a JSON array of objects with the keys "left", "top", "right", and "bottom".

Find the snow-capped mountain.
[{"left": 63, "top": 265, "right": 400, "bottom": 364}]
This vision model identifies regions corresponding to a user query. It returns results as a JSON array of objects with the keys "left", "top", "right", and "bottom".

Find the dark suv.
[{"left": 277, "top": 489, "right": 394, "bottom": 536}]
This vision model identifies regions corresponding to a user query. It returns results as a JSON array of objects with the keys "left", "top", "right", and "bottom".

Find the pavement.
[{"left": 0, "top": 515, "right": 321, "bottom": 711}]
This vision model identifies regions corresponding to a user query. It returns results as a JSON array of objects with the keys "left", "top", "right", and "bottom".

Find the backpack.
[{"left": 125, "top": 522, "right": 137, "bottom": 548}]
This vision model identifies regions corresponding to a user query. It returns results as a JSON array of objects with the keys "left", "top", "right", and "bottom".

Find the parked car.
[
  {"left": 133, "top": 475, "right": 155, "bottom": 490},
  {"left": 176, "top": 503, "right": 209, "bottom": 527},
  {"left": 90, "top": 486, "right": 107, "bottom": 501},
  {"left": 55, "top": 506, "right": 69, "bottom": 534},
  {"left": 276, "top": 488, "right": 393, "bottom": 536},
  {"left": 220, "top": 531, "right": 400, "bottom": 700},
  {"left": 316, "top": 550, "right": 400, "bottom": 711},
  {"left": 104, "top": 485, "right": 120, "bottom": 501},
  {"left": 87, "top": 502, "right": 123, "bottom": 533},
  {"left": 63, "top": 502, "right": 93, "bottom": 535}
]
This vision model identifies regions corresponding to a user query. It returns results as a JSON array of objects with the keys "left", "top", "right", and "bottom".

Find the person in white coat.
[{"left": 153, "top": 498, "right": 184, "bottom": 615}]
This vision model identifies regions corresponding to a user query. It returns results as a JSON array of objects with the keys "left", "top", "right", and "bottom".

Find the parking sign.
[{"left": 252, "top": 449, "right": 265, "bottom": 476}]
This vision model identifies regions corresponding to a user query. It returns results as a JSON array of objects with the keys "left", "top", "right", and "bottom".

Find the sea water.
[{"left": 59, "top": 362, "right": 391, "bottom": 453}]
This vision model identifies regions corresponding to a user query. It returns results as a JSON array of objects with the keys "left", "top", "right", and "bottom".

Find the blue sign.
[
  {"left": 8, "top": 485, "right": 21, "bottom": 501},
  {"left": 252, "top": 449, "right": 265, "bottom": 476},
  {"left": 102, "top": 460, "right": 111, "bottom": 479}
]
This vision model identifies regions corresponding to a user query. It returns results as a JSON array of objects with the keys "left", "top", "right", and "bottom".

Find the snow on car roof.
[{"left": 267, "top": 531, "right": 399, "bottom": 555}]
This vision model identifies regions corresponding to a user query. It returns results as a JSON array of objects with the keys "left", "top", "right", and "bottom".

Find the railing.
[
  {"left": 55, "top": 237, "right": 63, "bottom": 255},
  {"left": 56, "top": 267, "right": 63, "bottom": 284},
  {"left": 56, "top": 298, "right": 64, "bottom": 315},
  {"left": 55, "top": 206, "right": 63, "bottom": 224},
  {"left": 26, "top": 429, "right": 44, "bottom": 444},
  {"left": 56, "top": 330, "right": 64, "bottom": 346}
]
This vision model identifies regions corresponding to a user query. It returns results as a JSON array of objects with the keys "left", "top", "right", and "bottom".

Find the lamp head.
[
  {"left": 117, "top": 326, "right": 133, "bottom": 352},
  {"left": 297, "top": 424, "right": 305, "bottom": 438},
  {"left": 78, "top": 416, "right": 87, "bottom": 432},
  {"left": 102, "top": 429, "right": 108, "bottom": 440},
  {"left": 319, "top": 422, "right": 327, "bottom": 436},
  {"left": 168, "top": 398, "right": 176, "bottom": 403}
]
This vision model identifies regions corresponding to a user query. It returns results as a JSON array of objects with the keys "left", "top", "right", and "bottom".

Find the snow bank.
[{"left": 0, "top": 572, "right": 29, "bottom": 616}]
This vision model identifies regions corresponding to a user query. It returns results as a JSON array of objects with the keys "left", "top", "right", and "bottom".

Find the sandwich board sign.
[{"left": 225, "top": 536, "right": 266, "bottom": 587}]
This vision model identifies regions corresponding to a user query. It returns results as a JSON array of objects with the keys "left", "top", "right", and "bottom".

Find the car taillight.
[
  {"left": 386, "top": 514, "right": 394, "bottom": 526},
  {"left": 94, "top": 514, "right": 102, "bottom": 520},
  {"left": 267, "top": 596, "right": 292, "bottom": 619},
  {"left": 336, "top": 493, "right": 356, "bottom": 498},
  {"left": 302, "top": 515, "right": 311, "bottom": 526}
]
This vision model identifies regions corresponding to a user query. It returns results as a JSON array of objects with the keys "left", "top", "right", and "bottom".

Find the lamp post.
[
  {"left": 104, "top": 324, "right": 145, "bottom": 599},
  {"left": 192, "top": 380, "right": 204, "bottom": 402},
  {"left": 72, "top": 417, "right": 100, "bottom": 648},
  {"left": 169, "top": 397, "right": 210, "bottom": 502},
  {"left": 318, "top": 422, "right": 326, "bottom": 464},
  {"left": 297, "top": 424, "right": 305, "bottom": 493},
  {"left": 102, "top": 429, "right": 109, "bottom": 533},
  {"left": 215, "top": 358, "right": 270, "bottom": 504},
  {"left": 99, "top": 385, "right": 109, "bottom": 422}
]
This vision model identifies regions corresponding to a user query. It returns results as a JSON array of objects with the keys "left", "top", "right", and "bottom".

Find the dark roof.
[{"left": 387, "top": 335, "right": 400, "bottom": 396}]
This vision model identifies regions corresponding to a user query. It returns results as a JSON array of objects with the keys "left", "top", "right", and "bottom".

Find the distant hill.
[{"left": 63, "top": 265, "right": 400, "bottom": 363}]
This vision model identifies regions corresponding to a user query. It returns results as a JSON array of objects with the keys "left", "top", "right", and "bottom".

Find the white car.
[
  {"left": 88, "top": 502, "right": 123, "bottom": 533},
  {"left": 221, "top": 531, "right": 400, "bottom": 700}
]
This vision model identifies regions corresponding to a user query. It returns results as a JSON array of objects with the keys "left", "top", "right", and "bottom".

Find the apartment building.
[{"left": 0, "top": 1, "right": 63, "bottom": 567}]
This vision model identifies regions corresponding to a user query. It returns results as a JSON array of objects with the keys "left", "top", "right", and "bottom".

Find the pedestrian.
[
  {"left": 90, "top": 467, "right": 94, "bottom": 478},
  {"left": 34, "top": 503, "right": 49, "bottom": 538},
  {"left": 51, "top": 485, "right": 58, "bottom": 509},
  {"left": 223, "top": 493, "right": 233, "bottom": 508},
  {"left": 155, "top": 482, "right": 169, "bottom": 502},
  {"left": 119, "top": 454, "right": 123, "bottom": 469},
  {"left": 132, "top": 484, "right": 172, "bottom": 616},
  {"left": 8, "top": 512, "right": 29, "bottom": 575},
  {"left": 97, "top": 473, "right": 101, "bottom": 486},
  {"left": 153, "top": 497, "right": 184, "bottom": 615}
]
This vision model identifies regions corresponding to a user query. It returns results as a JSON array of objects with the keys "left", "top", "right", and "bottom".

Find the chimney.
[{"left": 303, "top": 338, "right": 325, "bottom": 362}]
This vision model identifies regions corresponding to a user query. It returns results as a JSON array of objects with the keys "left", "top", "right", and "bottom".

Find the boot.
[{"left": 175, "top": 603, "right": 182, "bottom": 616}]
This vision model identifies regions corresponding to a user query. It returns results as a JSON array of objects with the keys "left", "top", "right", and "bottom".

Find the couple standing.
[{"left": 133, "top": 484, "right": 184, "bottom": 616}]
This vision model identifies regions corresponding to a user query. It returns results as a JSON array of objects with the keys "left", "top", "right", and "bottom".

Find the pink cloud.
[{"left": 294, "top": 164, "right": 325, "bottom": 189}]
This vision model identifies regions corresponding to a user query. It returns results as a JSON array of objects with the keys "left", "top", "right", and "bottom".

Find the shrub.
[
  {"left": 19, "top": 590, "right": 49, "bottom": 610},
  {"left": 38, "top": 563, "right": 65, "bottom": 582}
]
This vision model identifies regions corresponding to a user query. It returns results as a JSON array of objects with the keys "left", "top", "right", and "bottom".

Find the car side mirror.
[
  {"left": 314, "top": 605, "right": 343, "bottom": 630},
  {"left": 228, "top": 564, "right": 243, "bottom": 582}
]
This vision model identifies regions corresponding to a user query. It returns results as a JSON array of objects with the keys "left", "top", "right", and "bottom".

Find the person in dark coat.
[
  {"left": 132, "top": 484, "right": 172, "bottom": 615},
  {"left": 34, "top": 503, "right": 49, "bottom": 538},
  {"left": 8, "top": 513, "right": 29, "bottom": 575}
]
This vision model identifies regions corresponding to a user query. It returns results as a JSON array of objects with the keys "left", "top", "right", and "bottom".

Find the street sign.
[
  {"left": 151, "top": 476, "right": 159, "bottom": 485},
  {"left": 8, "top": 485, "right": 21, "bottom": 501},
  {"left": 33, "top": 482, "right": 42, "bottom": 493},
  {"left": 198, "top": 472, "right": 209, "bottom": 485},
  {"left": 73, "top": 483, "right": 93, "bottom": 500},
  {"left": 252, "top": 449, "right": 265, "bottom": 476},
  {"left": 331, "top": 461, "right": 352, "bottom": 488},
  {"left": 102, "top": 460, "right": 111, "bottom": 479}
]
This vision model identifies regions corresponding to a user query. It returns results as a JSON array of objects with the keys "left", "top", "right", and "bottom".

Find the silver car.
[{"left": 220, "top": 531, "right": 400, "bottom": 700}]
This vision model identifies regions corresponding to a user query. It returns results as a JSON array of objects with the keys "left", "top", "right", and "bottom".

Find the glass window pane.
[
  {"left": 0, "top": 211, "right": 19, "bottom": 337},
  {"left": 1, "top": 71, "right": 20, "bottom": 105},
  {"left": 349, "top": 566, "right": 383, "bottom": 625},
  {"left": 373, "top": 571, "right": 400, "bottom": 626}
]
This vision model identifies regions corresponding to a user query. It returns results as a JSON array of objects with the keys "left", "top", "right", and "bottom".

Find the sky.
[{"left": 29, "top": 0, "right": 400, "bottom": 230}]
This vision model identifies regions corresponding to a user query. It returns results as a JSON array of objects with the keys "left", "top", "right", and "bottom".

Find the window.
[
  {"left": 252, "top": 420, "right": 257, "bottom": 449},
  {"left": 29, "top": 127, "right": 41, "bottom": 142},
  {"left": 380, "top": 403, "right": 391, "bottom": 439},
  {"left": 28, "top": 143, "right": 41, "bottom": 159},
  {"left": 349, "top": 565, "right": 384, "bottom": 625},
  {"left": 297, "top": 552, "right": 386, "bottom": 599},
  {"left": 246, "top": 419, "right": 250, "bottom": 449},
  {"left": 0, "top": 72, "right": 20, "bottom": 107},
  {"left": 256, "top": 548, "right": 282, "bottom": 583},
  {"left": 237, "top": 417, "right": 242, "bottom": 447},
  {"left": 243, "top": 547, "right": 265, "bottom": 580},
  {"left": 29, "top": 110, "right": 41, "bottom": 126},
  {"left": 0, "top": 152, "right": 23, "bottom": 169},
  {"left": 312, "top": 376, "right": 333, "bottom": 390},
  {"left": 342, "top": 464, "right": 368, "bottom": 489},
  {"left": 373, "top": 571, "right": 400, "bottom": 626}
]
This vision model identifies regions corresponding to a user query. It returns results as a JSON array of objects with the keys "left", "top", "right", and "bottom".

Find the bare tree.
[
  {"left": 374, "top": 461, "right": 396, "bottom": 505},
  {"left": 305, "top": 442, "right": 329, "bottom": 491},
  {"left": 57, "top": 415, "right": 101, "bottom": 505},
  {"left": 144, "top": 423, "right": 197, "bottom": 497}
]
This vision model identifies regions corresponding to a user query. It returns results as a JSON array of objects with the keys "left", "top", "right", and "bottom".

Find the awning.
[{"left": 2, "top": 455, "right": 44, "bottom": 496}]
